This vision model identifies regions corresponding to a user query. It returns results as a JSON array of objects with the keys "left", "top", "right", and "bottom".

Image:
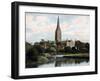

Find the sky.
[{"left": 25, "top": 12, "right": 90, "bottom": 44}]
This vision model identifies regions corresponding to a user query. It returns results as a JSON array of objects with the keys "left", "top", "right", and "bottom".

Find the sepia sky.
[{"left": 26, "top": 12, "right": 90, "bottom": 44}]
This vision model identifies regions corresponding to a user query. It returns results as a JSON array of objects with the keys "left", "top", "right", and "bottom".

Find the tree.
[
  {"left": 64, "top": 46, "right": 72, "bottom": 53},
  {"left": 45, "top": 47, "right": 56, "bottom": 53},
  {"left": 85, "top": 43, "right": 89, "bottom": 53},
  {"left": 34, "top": 45, "right": 45, "bottom": 54},
  {"left": 72, "top": 47, "right": 77, "bottom": 53},
  {"left": 50, "top": 47, "right": 56, "bottom": 53},
  {"left": 26, "top": 42, "right": 33, "bottom": 53},
  {"left": 26, "top": 47, "right": 39, "bottom": 61}
]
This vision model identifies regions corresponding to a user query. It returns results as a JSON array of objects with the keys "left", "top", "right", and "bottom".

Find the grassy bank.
[{"left": 64, "top": 53, "right": 89, "bottom": 57}]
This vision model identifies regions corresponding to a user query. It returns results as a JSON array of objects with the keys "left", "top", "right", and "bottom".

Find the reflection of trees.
[{"left": 55, "top": 57, "right": 89, "bottom": 67}]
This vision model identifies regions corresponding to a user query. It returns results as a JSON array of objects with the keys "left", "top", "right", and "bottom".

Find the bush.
[
  {"left": 34, "top": 45, "right": 45, "bottom": 54},
  {"left": 44, "top": 53, "right": 51, "bottom": 58},
  {"left": 64, "top": 46, "right": 72, "bottom": 53},
  {"left": 45, "top": 47, "right": 56, "bottom": 53},
  {"left": 38, "top": 56, "right": 49, "bottom": 64},
  {"left": 26, "top": 47, "right": 39, "bottom": 62},
  {"left": 72, "top": 47, "right": 77, "bottom": 53}
]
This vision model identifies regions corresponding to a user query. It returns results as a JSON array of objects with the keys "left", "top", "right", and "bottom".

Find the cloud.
[
  {"left": 26, "top": 13, "right": 90, "bottom": 44},
  {"left": 26, "top": 14, "right": 34, "bottom": 25}
]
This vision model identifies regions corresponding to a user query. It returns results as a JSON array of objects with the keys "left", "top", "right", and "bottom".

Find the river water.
[{"left": 38, "top": 57, "right": 89, "bottom": 68}]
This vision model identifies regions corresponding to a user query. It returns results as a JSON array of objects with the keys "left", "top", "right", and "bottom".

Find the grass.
[{"left": 64, "top": 53, "right": 89, "bottom": 57}]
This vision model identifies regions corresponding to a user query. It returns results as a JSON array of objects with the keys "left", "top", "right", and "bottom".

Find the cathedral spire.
[
  {"left": 55, "top": 16, "right": 61, "bottom": 43},
  {"left": 57, "top": 16, "right": 59, "bottom": 28}
]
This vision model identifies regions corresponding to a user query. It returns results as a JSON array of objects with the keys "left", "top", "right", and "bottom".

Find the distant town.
[{"left": 27, "top": 39, "right": 89, "bottom": 53}]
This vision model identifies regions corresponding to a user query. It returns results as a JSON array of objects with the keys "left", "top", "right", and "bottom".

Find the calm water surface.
[{"left": 38, "top": 57, "right": 89, "bottom": 68}]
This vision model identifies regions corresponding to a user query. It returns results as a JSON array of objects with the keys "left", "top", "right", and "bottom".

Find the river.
[{"left": 38, "top": 56, "right": 89, "bottom": 68}]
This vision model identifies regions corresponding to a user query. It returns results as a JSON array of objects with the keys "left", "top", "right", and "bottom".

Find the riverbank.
[
  {"left": 64, "top": 53, "right": 89, "bottom": 58},
  {"left": 56, "top": 53, "right": 89, "bottom": 59}
]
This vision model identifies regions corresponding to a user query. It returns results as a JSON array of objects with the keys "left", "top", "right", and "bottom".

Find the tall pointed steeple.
[
  {"left": 57, "top": 16, "right": 60, "bottom": 29},
  {"left": 55, "top": 16, "right": 61, "bottom": 43}
]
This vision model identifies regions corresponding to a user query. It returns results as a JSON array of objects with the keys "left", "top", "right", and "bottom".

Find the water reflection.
[
  {"left": 55, "top": 57, "right": 89, "bottom": 67},
  {"left": 38, "top": 57, "right": 89, "bottom": 68}
]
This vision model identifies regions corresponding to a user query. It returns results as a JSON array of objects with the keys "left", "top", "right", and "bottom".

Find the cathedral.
[
  {"left": 32, "top": 16, "right": 89, "bottom": 55},
  {"left": 55, "top": 16, "right": 75, "bottom": 50},
  {"left": 55, "top": 16, "right": 62, "bottom": 50},
  {"left": 55, "top": 16, "right": 62, "bottom": 44},
  {"left": 36, "top": 16, "right": 75, "bottom": 50}
]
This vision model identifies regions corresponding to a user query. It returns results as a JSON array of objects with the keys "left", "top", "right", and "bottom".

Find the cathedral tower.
[{"left": 55, "top": 16, "right": 61, "bottom": 43}]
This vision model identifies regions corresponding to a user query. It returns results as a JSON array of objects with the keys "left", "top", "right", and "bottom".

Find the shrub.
[{"left": 38, "top": 56, "right": 49, "bottom": 64}]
